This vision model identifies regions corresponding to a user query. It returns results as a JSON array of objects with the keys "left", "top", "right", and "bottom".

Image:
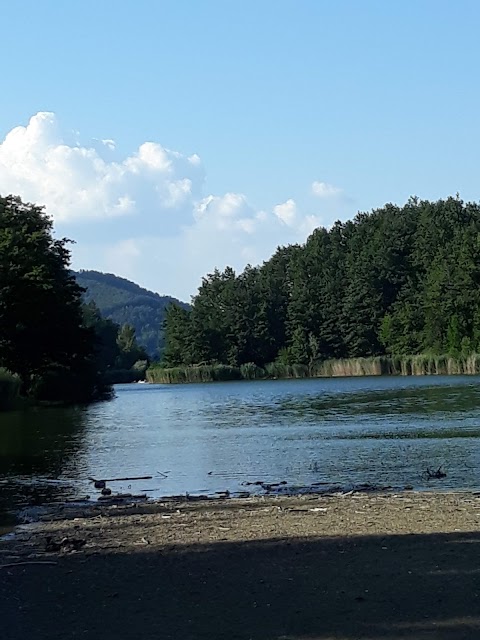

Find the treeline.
[
  {"left": 163, "top": 196, "right": 480, "bottom": 371},
  {"left": 0, "top": 195, "right": 147, "bottom": 407}
]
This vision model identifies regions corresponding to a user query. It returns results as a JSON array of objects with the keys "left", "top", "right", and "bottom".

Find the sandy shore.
[{"left": 3, "top": 491, "right": 480, "bottom": 639}]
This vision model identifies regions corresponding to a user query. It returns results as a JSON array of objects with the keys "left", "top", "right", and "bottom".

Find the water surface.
[{"left": 2, "top": 376, "right": 480, "bottom": 515}]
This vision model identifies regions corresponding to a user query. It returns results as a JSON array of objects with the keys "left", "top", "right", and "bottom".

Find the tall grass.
[
  {"left": 314, "top": 354, "right": 480, "bottom": 377},
  {"left": 148, "top": 354, "right": 480, "bottom": 383},
  {"left": 240, "top": 362, "right": 266, "bottom": 380},
  {"left": 147, "top": 364, "right": 243, "bottom": 384},
  {"left": 0, "top": 368, "right": 20, "bottom": 409},
  {"left": 313, "top": 356, "right": 395, "bottom": 377},
  {"left": 264, "top": 362, "right": 309, "bottom": 379}
]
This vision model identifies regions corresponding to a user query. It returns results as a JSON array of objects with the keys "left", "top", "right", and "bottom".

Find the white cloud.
[
  {"left": 101, "top": 139, "right": 116, "bottom": 150},
  {"left": 312, "top": 181, "right": 341, "bottom": 198},
  {"left": 0, "top": 112, "right": 204, "bottom": 222},
  {"left": 0, "top": 112, "right": 342, "bottom": 300},
  {"left": 273, "top": 198, "right": 297, "bottom": 226}
]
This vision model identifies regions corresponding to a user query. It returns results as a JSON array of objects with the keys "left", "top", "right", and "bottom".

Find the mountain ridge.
[{"left": 74, "top": 270, "right": 189, "bottom": 358}]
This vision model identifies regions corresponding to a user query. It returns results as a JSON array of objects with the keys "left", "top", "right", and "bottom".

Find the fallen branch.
[
  {"left": 89, "top": 475, "right": 152, "bottom": 483},
  {"left": 0, "top": 561, "right": 57, "bottom": 569}
]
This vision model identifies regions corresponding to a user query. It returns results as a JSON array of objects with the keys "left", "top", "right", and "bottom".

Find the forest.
[{"left": 158, "top": 196, "right": 480, "bottom": 379}]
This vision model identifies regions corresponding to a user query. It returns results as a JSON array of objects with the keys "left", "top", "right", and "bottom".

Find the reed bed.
[
  {"left": 148, "top": 354, "right": 480, "bottom": 383},
  {"left": 147, "top": 364, "right": 243, "bottom": 384}
]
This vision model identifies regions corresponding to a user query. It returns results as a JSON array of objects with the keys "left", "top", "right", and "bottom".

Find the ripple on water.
[{"left": 1, "top": 376, "right": 480, "bottom": 511}]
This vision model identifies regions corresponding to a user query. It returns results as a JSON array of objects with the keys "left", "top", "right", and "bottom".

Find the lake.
[{"left": 2, "top": 376, "right": 480, "bottom": 516}]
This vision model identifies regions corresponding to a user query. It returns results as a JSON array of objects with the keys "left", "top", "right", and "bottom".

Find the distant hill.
[{"left": 74, "top": 270, "right": 189, "bottom": 359}]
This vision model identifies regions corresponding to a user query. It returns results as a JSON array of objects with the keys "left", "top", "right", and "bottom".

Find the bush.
[{"left": 0, "top": 368, "right": 20, "bottom": 410}]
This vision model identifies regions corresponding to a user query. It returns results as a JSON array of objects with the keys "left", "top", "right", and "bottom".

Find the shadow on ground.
[{"left": 3, "top": 529, "right": 480, "bottom": 639}]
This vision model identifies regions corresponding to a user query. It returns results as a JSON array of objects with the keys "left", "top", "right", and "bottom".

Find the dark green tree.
[
  {"left": 0, "top": 195, "right": 98, "bottom": 399},
  {"left": 115, "top": 324, "right": 148, "bottom": 369}
]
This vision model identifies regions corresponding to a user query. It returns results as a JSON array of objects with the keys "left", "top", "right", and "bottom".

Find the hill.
[{"left": 74, "top": 270, "right": 189, "bottom": 359}]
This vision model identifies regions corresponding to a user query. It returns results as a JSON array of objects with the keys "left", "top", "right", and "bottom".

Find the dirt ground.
[{"left": 3, "top": 491, "right": 480, "bottom": 639}]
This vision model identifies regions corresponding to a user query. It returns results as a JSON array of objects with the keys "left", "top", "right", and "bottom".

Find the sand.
[{"left": 2, "top": 491, "right": 480, "bottom": 639}]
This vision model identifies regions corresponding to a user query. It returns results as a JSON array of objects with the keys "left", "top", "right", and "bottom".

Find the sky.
[{"left": 1, "top": 0, "right": 480, "bottom": 301}]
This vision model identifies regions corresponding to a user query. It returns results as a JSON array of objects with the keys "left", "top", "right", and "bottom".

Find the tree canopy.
[
  {"left": 163, "top": 196, "right": 480, "bottom": 368},
  {"left": 0, "top": 196, "right": 99, "bottom": 400}
]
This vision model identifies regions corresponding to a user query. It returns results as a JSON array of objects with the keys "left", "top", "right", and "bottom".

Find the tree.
[
  {"left": 0, "top": 195, "right": 97, "bottom": 399},
  {"left": 115, "top": 324, "right": 148, "bottom": 369},
  {"left": 82, "top": 301, "right": 120, "bottom": 373}
]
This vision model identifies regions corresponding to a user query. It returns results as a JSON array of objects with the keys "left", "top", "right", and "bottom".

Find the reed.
[
  {"left": 264, "top": 363, "right": 309, "bottom": 379},
  {"left": 314, "top": 354, "right": 480, "bottom": 378},
  {"left": 240, "top": 362, "right": 266, "bottom": 380},
  {"left": 147, "top": 364, "right": 243, "bottom": 384},
  {"left": 313, "top": 356, "right": 396, "bottom": 377},
  {"left": 148, "top": 354, "right": 480, "bottom": 383}
]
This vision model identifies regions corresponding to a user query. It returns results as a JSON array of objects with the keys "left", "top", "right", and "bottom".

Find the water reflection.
[
  {"left": 2, "top": 376, "right": 480, "bottom": 517},
  {"left": 0, "top": 406, "right": 88, "bottom": 518}
]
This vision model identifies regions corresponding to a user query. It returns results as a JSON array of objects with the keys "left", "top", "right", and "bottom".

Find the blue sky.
[{"left": 1, "top": 0, "right": 479, "bottom": 300}]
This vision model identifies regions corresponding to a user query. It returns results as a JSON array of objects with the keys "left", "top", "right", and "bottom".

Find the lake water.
[{"left": 2, "top": 376, "right": 480, "bottom": 516}]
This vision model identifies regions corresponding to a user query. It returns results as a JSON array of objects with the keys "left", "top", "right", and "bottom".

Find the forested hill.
[
  {"left": 74, "top": 270, "right": 189, "bottom": 358},
  {"left": 163, "top": 196, "right": 480, "bottom": 368}
]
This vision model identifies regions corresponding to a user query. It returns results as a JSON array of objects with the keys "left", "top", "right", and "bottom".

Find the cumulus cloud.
[
  {"left": 312, "top": 181, "right": 341, "bottom": 198},
  {"left": 0, "top": 112, "right": 204, "bottom": 222},
  {"left": 0, "top": 113, "right": 342, "bottom": 300}
]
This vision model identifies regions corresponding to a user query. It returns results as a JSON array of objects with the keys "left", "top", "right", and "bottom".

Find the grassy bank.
[
  {"left": 147, "top": 354, "right": 480, "bottom": 383},
  {"left": 0, "top": 368, "right": 21, "bottom": 409}
]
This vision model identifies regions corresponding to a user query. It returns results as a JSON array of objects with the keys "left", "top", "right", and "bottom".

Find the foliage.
[
  {"left": 83, "top": 301, "right": 148, "bottom": 384},
  {"left": 0, "top": 195, "right": 101, "bottom": 401},
  {"left": 163, "top": 196, "right": 480, "bottom": 370},
  {"left": 0, "top": 368, "right": 21, "bottom": 409}
]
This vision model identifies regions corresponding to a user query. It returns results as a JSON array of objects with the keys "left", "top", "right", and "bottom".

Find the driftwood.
[
  {"left": 89, "top": 475, "right": 152, "bottom": 483},
  {"left": 97, "top": 493, "right": 147, "bottom": 502},
  {"left": 0, "top": 561, "right": 57, "bottom": 569}
]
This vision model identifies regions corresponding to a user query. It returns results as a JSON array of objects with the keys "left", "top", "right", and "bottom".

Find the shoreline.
[{"left": 4, "top": 488, "right": 480, "bottom": 553}]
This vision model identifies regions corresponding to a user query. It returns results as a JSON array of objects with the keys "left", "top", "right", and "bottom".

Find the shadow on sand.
[{"left": 3, "top": 528, "right": 480, "bottom": 639}]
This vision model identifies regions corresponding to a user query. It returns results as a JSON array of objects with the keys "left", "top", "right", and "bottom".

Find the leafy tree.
[
  {"left": 163, "top": 304, "right": 193, "bottom": 366},
  {"left": 83, "top": 301, "right": 120, "bottom": 373},
  {"left": 0, "top": 196, "right": 98, "bottom": 399},
  {"left": 115, "top": 324, "right": 148, "bottom": 369}
]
